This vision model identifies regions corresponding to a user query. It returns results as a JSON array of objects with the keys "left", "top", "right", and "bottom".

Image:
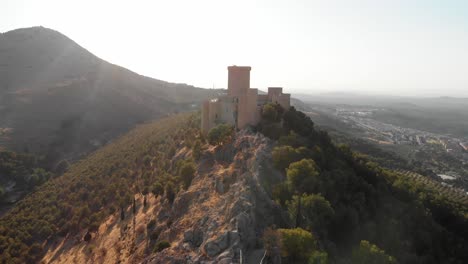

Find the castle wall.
[
  {"left": 201, "top": 101, "right": 210, "bottom": 134},
  {"left": 278, "top": 93, "right": 291, "bottom": 110},
  {"left": 218, "top": 96, "right": 237, "bottom": 127},
  {"left": 201, "top": 66, "right": 291, "bottom": 134},
  {"left": 208, "top": 100, "right": 221, "bottom": 131},
  {"left": 257, "top": 94, "right": 269, "bottom": 106},
  {"left": 236, "top": 93, "right": 248, "bottom": 129},
  {"left": 247, "top": 88, "right": 259, "bottom": 125},
  {"left": 268, "top": 87, "right": 283, "bottom": 104}
]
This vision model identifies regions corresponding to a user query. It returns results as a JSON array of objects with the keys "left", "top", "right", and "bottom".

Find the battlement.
[{"left": 227, "top": 66, "right": 252, "bottom": 71}]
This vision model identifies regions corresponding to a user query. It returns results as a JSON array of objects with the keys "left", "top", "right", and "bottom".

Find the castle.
[{"left": 201, "top": 66, "right": 291, "bottom": 134}]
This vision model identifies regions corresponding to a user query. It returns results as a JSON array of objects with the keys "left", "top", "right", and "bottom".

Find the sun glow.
[{"left": 2, "top": 0, "right": 468, "bottom": 96}]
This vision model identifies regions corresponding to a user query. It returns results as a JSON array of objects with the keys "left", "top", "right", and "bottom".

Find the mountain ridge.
[{"left": 0, "top": 26, "right": 217, "bottom": 166}]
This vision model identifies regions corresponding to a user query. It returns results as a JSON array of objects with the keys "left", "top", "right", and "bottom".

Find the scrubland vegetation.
[
  {"left": 257, "top": 103, "right": 467, "bottom": 264},
  {"left": 0, "top": 152, "right": 52, "bottom": 204},
  {"left": 0, "top": 105, "right": 466, "bottom": 264},
  {"left": 0, "top": 113, "right": 200, "bottom": 263}
]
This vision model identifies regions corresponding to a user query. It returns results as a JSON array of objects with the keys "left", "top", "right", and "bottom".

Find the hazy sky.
[{"left": 2, "top": 0, "right": 468, "bottom": 97}]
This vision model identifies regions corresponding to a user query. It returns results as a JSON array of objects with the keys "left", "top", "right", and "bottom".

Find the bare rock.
[
  {"left": 204, "top": 234, "right": 228, "bottom": 257},
  {"left": 184, "top": 228, "right": 204, "bottom": 247},
  {"left": 215, "top": 178, "right": 224, "bottom": 194}
]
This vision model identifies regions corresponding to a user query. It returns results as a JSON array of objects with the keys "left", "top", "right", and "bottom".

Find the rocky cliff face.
[
  {"left": 42, "top": 130, "right": 288, "bottom": 264},
  {"left": 149, "top": 130, "right": 288, "bottom": 264}
]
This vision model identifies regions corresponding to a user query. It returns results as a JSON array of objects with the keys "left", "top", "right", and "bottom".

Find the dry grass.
[{"left": 42, "top": 194, "right": 162, "bottom": 264}]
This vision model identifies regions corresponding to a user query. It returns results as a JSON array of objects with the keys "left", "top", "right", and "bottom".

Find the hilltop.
[{"left": 0, "top": 106, "right": 466, "bottom": 263}]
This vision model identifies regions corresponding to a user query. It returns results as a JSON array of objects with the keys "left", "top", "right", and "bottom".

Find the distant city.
[{"left": 307, "top": 104, "right": 468, "bottom": 188}]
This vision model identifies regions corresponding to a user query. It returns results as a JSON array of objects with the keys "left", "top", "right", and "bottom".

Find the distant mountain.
[
  {"left": 0, "top": 26, "right": 217, "bottom": 166},
  {"left": 296, "top": 92, "right": 468, "bottom": 109}
]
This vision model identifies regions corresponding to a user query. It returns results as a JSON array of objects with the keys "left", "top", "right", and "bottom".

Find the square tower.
[{"left": 227, "top": 66, "right": 251, "bottom": 97}]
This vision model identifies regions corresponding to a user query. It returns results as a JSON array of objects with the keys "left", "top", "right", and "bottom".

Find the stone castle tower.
[{"left": 201, "top": 66, "right": 290, "bottom": 134}]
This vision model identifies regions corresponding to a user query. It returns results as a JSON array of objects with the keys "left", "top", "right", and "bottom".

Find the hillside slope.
[
  {"left": 0, "top": 113, "right": 197, "bottom": 263},
  {"left": 0, "top": 110, "right": 467, "bottom": 264},
  {"left": 0, "top": 27, "right": 217, "bottom": 165},
  {"left": 42, "top": 130, "right": 287, "bottom": 263}
]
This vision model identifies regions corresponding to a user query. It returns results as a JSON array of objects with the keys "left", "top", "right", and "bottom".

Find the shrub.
[
  {"left": 258, "top": 122, "right": 284, "bottom": 140},
  {"left": 278, "top": 131, "right": 305, "bottom": 148},
  {"left": 165, "top": 182, "right": 176, "bottom": 204},
  {"left": 192, "top": 140, "right": 202, "bottom": 160},
  {"left": 143, "top": 155, "right": 152, "bottom": 166},
  {"left": 147, "top": 219, "right": 156, "bottom": 230},
  {"left": 262, "top": 103, "right": 284, "bottom": 123},
  {"left": 272, "top": 182, "right": 291, "bottom": 207},
  {"left": 153, "top": 240, "right": 171, "bottom": 252},
  {"left": 152, "top": 182, "right": 164, "bottom": 197},
  {"left": 83, "top": 231, "right": 92, "bottom": 242},
  {"left": 282, "top": 107, "right": 315, "bottom": 137},
  {"left": 286, "top": 159, "right": 320, "bottom": 194},
  {"left": 287, "top": 194, "right": 334, "bottom": 237},
  {"left": 179, "top": 162, "right": 196, "bottom": 189},
  {"left": 88, "top": 220, "right": 100, "bottom": 233},
  {"left": 308, "top": 250, "right": 328, "bottom": 264},
  {"left": 142, "top": 186, "right": 149, "bottom": 195},
  {"left": 262, "top": 227, "right": 282, "bottom": 258},
  {"left": 54, "top": 159, "right": 70, "bottom": 174},
  {"left": 278, "top": 228, "right": 317, "bottom": 262},
  {"left": 150, "top": 228, "right": 162, "bottom": 241},
  {"left": 207, "top": 124, "right": 234, "bottom": 146},
  {"left": 28, "top": 243, "right": 43, "bottom": 257},
  {"left": 351, "top": 240, "right": 397, "bottom": 264}
]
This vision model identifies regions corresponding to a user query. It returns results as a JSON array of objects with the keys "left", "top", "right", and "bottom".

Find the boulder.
[
  {"left": 204, "top": 233, "right": 226, "bottom": 257},
  {"left": 203, "top": 231, "right": 241, "bottom": 258},
  {"left": 184, "top": 228, "right": 203, "bottom": 247}
]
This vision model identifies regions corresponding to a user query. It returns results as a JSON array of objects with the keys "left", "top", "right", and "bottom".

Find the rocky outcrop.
[
  {"left": 40, "top": 130, "right": 288, "bottom": 264},
  {"left": 146, "top": 130, "right": 289, "bottom": 264}
]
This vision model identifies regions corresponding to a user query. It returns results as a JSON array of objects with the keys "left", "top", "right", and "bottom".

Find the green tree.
[
  {"left": 192, "top": 140, "right": 202, "bottom": 160},
  {"left": 278, "top": 131, "right": 305, "bottom": 148},
  {"left": 207, "top": 124, "right": 234, "bottom": 146},
  {"left": 179, "top": 161, "right": 196, "bottom": 189},
  {"left": 282, "top": 107, "right": 315, "bottom": 137},
  {"left": 152, "top": 182, "right": 164, "bottom": 197},
  {"left": 272, "top": 146, "right": 299, "bottom": 171},
  {"left": 262, "top": 227, "right": 282, "bottom": 260},
  {"left": 262, "top": 103, "right": 282, "bottom": 122},
  {"left": 286, "top": 159, "right": 321, "bottom": 194},
  {"left": 352, "top": 240, "right": 397, "bottom": 264},
  {"left": 287, "top": 194, "right": 334, "bottom": 237},
  {"left": 272, "top": 146, "right": 312, "bottom": 171},
  {"left": 54, "top": 159, "right": 70, "bottom": 174},
  {"left": 278, "top": 228, "right": 318, "bottom": 262},
  {"left": 29, "top": 168, "right": 52, "bottom": 188},
  {"left": 272, "top": 182, "right": 292, "bottom": 207},
  {"left": 308, "top": 250, "right": 328, "bottom": 264},
  {"left": 165, "top": 182, "right": 176, "bottom": 204},
  {"left": 154, "top": 240, "right": 171, "bottom": 252}
]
